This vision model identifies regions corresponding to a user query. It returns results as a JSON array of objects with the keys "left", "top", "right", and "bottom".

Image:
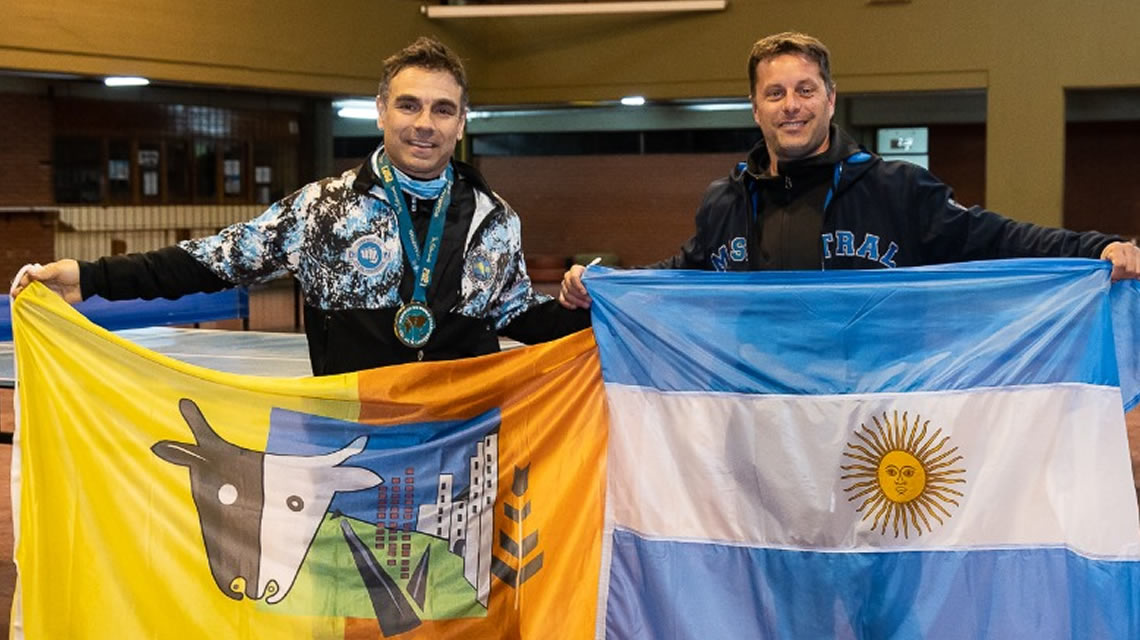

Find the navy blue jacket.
[{"left": 652, "top": 125, "right": 1120, "bottom": 271}]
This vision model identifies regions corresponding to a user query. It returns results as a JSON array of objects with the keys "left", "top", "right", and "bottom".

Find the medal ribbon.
[{"left": 375, "top": 152, "right": 453, "bottom": 307}]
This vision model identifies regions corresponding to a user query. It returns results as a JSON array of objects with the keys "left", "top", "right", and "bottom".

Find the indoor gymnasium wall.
[
  {"left": 4, "top": 1, "right": 1139, "bottom": 231},
  {"left": 2, "top": 1, "right": 1138, "bottom": 251}
]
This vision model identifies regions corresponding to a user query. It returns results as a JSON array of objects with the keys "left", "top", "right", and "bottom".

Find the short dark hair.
[
  {"left": 748, "top": 32, "right": 835, "bottom": 98},
  {"left": 378, "top": 37, "right": 469, "bottom": 108}
]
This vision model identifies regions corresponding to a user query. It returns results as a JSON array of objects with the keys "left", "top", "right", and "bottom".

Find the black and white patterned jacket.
[{"left": 80, "top": 149, "right": 587, "bottom": 374}]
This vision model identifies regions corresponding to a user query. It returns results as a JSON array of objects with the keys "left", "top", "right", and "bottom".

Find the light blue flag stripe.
[
  {"left": 1112, "top": 280, "right": 1140, "bottom": 410},
  {"left": 606, "top": 528, "right": 1140, "bottom": 640},
  {"left": 586, "top": 259, "right": 1127, "bottom": 398}
]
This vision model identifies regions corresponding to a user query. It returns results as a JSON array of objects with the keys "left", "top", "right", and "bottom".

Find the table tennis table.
[
  {"left": 0, "top": 326, "right": 312, "bottom": 444},
  {"left": 0, "top": 326, "right": 312, "bottom": 390}
]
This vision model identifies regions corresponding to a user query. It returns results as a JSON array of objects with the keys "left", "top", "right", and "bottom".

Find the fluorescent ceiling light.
[
  {"left": 334, "top": 99, "right": 378, "bottom": 120},
  {"left": 423, "top": 1, "right": 727, "bottom": 19},
  {"left": 338, "top": 107, "right": 379, "bottom": 119},
  {"left": 104, "top": 76, "right": 149, "bottom": 87},
  {"left": 466, "top": 100, "right": 752, "bottom": 121},
  {"left": 684, "top": 101, "right": 751, "bottom": 112}
]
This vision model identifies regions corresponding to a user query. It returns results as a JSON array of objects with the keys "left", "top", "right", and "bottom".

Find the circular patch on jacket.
[
  {"left": 349, "top": 234, "right": 392, "bottom": 276},
  {"left": 466, "top": 249, "right": 497, "bottom": 283}
]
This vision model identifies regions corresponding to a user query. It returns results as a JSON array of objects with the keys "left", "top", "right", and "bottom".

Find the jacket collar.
[
  {"left": 351, "top": 145, "right": 493, "bottom": 198},
  {"left": 733, "top": 125, "right": 877, "bottom": 197},
  {"left": 349, "top": 145, "right": 504, "bottom": 252}
]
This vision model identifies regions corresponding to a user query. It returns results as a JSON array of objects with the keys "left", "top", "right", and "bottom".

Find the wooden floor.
[{"left": 0, "top": 390, "right": 1137, "bottom": 637}]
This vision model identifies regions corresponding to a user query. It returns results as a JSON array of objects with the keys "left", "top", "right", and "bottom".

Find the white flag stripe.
[{"left": 605, "top": 383, "right": 1140, "bottom": 557}]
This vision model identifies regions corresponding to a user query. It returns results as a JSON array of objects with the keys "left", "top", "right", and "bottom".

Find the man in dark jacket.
[
  {"left": 11, "top": 37, "right": 588, "bottom": 375},
  {"left": 559, "top": 31, "right": 1140, "bottom": 307}
]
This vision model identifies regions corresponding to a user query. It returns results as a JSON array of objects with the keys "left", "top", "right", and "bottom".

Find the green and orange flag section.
[{"left": 10, "top": 283, "right": 607, "bottom": 639}]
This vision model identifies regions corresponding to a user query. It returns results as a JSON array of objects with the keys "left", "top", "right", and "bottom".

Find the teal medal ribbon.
[{"left": 375, "top": 152, "right": 453, "bottom": 349}]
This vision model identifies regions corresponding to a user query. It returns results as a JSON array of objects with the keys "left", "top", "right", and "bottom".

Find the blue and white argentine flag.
[{"left": 586, "top": 259, "right": 1140, "bottom": 640}]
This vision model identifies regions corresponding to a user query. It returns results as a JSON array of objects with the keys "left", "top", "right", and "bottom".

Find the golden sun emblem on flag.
[{"left": 840, "top": 410, "right": 967, "bottom": 539}]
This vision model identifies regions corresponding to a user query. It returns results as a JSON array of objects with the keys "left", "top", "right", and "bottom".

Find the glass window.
[
  {"left": 53, "top": 137, "right": 103, "bottom": 203},
  {"left": 194, "top": 140, "right": 217, "bottom": 201},
  {"left": 49, "top": 99, "right": 303, "bottom": 206},
  {"left": 107, "top": 139, "right": 132, "bottom": 203},
  {"left": 138, "top": 142, "right": 162, "bottom": 201},
  {"left": 253, "top": 144, "right": 279, "bottom": 205},
  {"left": 166, "top": 139, "right": 191, "bottom": 203},
  {"left": 223, "top": 141, "right": 246, "bottom": 199}
]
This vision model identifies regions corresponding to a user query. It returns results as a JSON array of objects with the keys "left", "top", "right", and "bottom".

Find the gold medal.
[{"left": 394, "top": 302, "right": 435, "bottom": 348}]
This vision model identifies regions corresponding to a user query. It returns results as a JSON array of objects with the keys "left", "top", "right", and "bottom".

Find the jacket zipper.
[{"left": 820, "top": 162, "right": 844, "bottom": 270}]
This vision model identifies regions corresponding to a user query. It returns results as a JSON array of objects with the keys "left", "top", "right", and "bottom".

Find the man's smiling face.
[
  {"left": 376, "top": 66, "right": 466, "bottom": 179},
  {"left": 751, "top": 53, "right": 836, "bottom": 171}
]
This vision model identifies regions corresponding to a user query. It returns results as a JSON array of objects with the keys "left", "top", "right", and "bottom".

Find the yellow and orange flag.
[{"left": 10, "top": 283, "right": 606, "bottom": 639}]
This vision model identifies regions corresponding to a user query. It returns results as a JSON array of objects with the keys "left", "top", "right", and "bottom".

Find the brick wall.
[
  {"left": 0, "top": 94, "right": 52, "bottom": 206},
  {"left": 0, "top": 210, "right": 57, "bottom": 281},
  {"left": 476, "top": 153, "right": 741, "bottom": 268},
  {"left": 0, "top": 93, "right": 55, "bottom": 281}
]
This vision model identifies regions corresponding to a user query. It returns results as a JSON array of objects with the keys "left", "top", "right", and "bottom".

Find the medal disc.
[{"left": 394, "top": 302, "right": 435, "bottom": 348}]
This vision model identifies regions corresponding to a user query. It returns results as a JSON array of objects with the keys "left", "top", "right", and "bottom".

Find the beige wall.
[
  {"left": 3, "top": 1, "right": 1140, "bottom": 227},
  {"left": 0, "top": 0, "right": 442, "bottom": 96}
]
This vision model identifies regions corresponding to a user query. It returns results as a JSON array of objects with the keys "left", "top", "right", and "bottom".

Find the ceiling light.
[
  {"left": 337, "top": 107, "right": 379, "bottom": 120},
  {"left": 103, "top": 76, "right": 149, "bottom": 87},
  {"left": 620, "top": 96, "right": 646, "bottom": 106},
  {"left": 684, "top": 102, "right": 752, "bottom": 112},
  {"left": 423, "top": 0, "right": 727, "bottom": 19},
  {"left": 334, "top": 100, "right": 378, "bottom": 120}
]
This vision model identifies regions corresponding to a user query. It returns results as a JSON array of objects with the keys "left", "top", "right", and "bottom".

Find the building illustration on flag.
[
  {"left": 415, "top": 431, "right": 500, "bottom": 607},
  {"left": 149, "top": 396, "right": 520, "bottom": 634},
  {"left": 8, "top": 257, "right": 1140, "bottom": 639}
]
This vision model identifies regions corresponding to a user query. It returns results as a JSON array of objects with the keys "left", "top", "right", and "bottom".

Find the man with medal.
[{"left": 10, "top": 37, "right": 589, "bottom": 374}]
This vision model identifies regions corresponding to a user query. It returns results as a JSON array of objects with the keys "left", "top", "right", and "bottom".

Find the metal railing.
[{"left": 55, "top": 204, "right": 266, "bottom": 261}]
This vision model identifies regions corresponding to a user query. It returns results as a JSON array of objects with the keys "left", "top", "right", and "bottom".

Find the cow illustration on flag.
[
  {"left": 151, "top": 397, "right": 513, "bottom": 631},
  {"left": 10, "top": 257, "right": 1140, "bottom": 639}
]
